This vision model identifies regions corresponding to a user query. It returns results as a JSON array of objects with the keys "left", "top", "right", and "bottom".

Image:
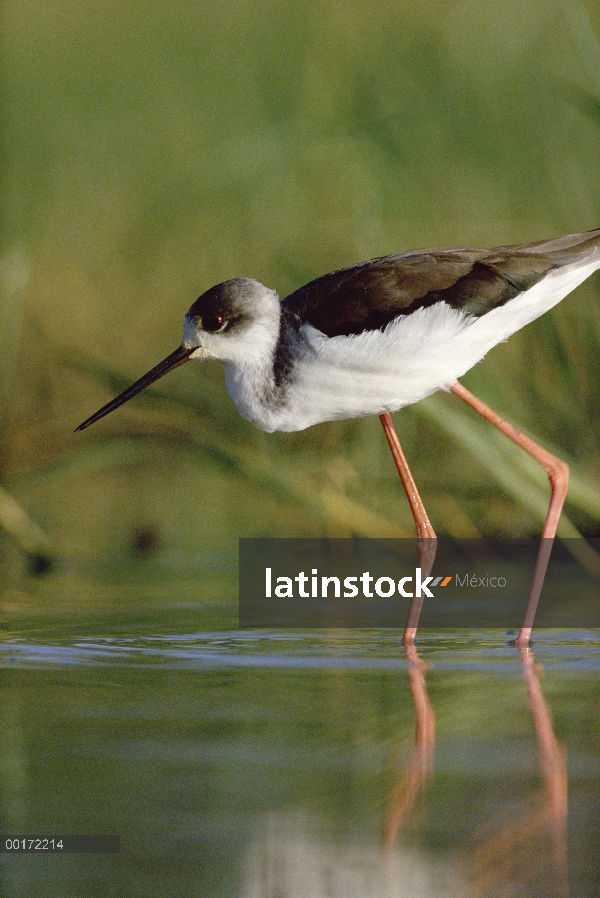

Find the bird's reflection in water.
[{"left": 383, "top": 644, "right": 568, "bottom": 898}]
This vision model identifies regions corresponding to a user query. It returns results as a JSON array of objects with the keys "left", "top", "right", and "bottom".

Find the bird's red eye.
[{"left": 203, "top": 314, "right": 225, "bottom": 333}]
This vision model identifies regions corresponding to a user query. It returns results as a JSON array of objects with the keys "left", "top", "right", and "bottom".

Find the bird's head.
[
  {"left": 183, "top": 278, "right": 280, "bottom": 364},
  {"left": 75, "top": 278, "right": 280, "bottom": 432}
]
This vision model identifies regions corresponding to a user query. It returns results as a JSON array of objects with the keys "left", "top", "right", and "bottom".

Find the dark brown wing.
[{"left": 281, "top": 229, "right": 600, "bottom": 337}]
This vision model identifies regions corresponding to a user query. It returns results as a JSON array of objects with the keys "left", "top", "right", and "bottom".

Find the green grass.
[{"left": 2, "top": 0, "right": 600, "bottom": 583}]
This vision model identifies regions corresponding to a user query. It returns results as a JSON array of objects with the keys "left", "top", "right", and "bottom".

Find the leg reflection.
[
  {"left": 383, "top": 643, "right": 435, "bottom": 854},
  {"left": 451, "top": 648, "right": 569, "bottom": 898},
  {"left": 381, "top": 647, "right": 568, "bottom": 895},
  {"left": 520, "top": 645, "right": 569, "bottom": 894}
]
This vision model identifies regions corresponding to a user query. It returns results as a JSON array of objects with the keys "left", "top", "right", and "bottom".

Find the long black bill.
[{"left": 75, "top": 345, "right": 196, "bottom": 432}]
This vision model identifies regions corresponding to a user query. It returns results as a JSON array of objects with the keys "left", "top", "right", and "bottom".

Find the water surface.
[{"left": 1, "top": 618, "right": 599, "bottom": 897}]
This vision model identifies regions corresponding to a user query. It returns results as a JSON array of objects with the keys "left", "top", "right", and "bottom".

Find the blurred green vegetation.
[{"left": 2, "top": 0, "right": 600, "bottom": 603}]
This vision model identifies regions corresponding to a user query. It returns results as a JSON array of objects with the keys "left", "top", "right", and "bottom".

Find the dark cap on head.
[{"left": 187, "top": 278, "right": 268, "bottom": 329}]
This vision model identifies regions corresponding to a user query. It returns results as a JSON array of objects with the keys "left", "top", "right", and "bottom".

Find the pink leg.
[
  {"left": 380, "top": 413, "right": 437, "bottom": 644},
  {"left": 450, "top": 382, "right": 570, "bottom": 645},
  {"left": 380, "top": 413, "right": 436, "bottom": 539}
]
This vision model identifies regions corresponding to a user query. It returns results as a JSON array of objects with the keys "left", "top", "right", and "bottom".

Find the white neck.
[{"left": 220, "top": 294, "right": 284, "bottom": 431}]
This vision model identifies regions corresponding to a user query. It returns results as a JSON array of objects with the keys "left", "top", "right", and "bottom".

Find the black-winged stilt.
[{"left": 76, "top": 228, "right": 600, "bottom": 643}]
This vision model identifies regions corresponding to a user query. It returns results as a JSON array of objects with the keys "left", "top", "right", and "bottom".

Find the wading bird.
[{"left": 76, "top": 229, "right": 600, "bottom": 643}]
